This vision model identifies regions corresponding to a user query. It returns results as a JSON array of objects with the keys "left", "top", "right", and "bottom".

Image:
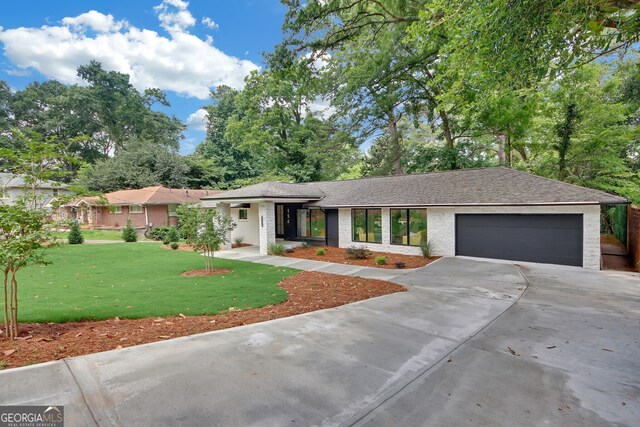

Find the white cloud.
[
  {"left": 154, "top": 0, "right": 195, "bottom": 33},
  {"left": 62, "top": 10, "right": 126, "bottom": 33},
  {"left": 201, "top": 17, "right": 219, "bottom": 30},
  {"left": 186, "top": 108, "right": 208, "bottom": 131},
  {"left": 0, "top": 3, "right": 258, "bottom": 99},
  {"left": 4, "top": 68, "right": 31, "bottom": 76},
  {"left": 307, "top": 96, "right": 336, "bottom": 120}
]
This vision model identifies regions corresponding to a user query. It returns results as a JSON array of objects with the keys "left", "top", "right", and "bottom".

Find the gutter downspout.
[{"left": 144, "top": 205, "right": 150, "bottom": 228}]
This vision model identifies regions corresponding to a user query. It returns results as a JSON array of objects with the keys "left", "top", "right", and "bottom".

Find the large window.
[
  {"left": 391, "top": 209, "right": 427, "bottom": 246},
  {"left": 296, "top": 208, "right": 325, "bottom": 239},
  {"left": 276, "top": 204, "right": 284, "bottom": 236},
  {"left": 352, "top": 209, "right": 382, "bottom": 243},
  {"left": 129, "top": 205, "right": 143, "bottom": 214},
  {"left": 108, "top": 205, "right": 122, "bottom": 214}
]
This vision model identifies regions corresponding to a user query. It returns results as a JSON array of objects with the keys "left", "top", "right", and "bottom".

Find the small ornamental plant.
[
  {"left": 268, "top": 243, "right": 285, "bottom": 255},
  {"left": 394, "top": 261, "right": 406, "bottom": 269},
  {"left": 122, "top": 219, "right": 138, "bottom": 242},
  {"left": 374, "top": 255, "right": 388, "bottom": 265},
  {"left": 68, "top": 221, "right": 84, "bottom": 245},
  {"left": 345, "top": 245, "right": 372, "bottom": 260},
  {"left": 163, "top": 227, "right": 180, "bottom": 245},
  {"left": 170, "top": 242, "right": 180, "bottom": 250},
  {"left": 315, "top": 247, "right": 327, "bottom": 256}
]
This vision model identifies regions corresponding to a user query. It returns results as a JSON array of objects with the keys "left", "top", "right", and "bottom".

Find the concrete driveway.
[{"left": 0, "top": 257, "right": 638, "bottom": 426}]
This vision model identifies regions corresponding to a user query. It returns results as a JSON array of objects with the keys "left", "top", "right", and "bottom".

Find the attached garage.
[{"left": 455, "top": 214, "right": 584, "bottom": 267}]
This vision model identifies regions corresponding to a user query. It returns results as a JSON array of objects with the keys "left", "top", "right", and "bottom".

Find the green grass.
[
  {"left": 52, "top": 229, "right": 136, "bottom": 241},
  {"left": 6, "top": 244, "right": 297, "bottom": 323}
]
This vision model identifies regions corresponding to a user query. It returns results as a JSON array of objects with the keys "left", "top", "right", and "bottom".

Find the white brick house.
[{"left": 200, "top": 168, "right": 627, "bottom": 269}]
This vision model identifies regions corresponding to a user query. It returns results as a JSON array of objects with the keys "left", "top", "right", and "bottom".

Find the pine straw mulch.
[
  {"left": 0, "top": 271, "right": 405, "bottom": 370},
  {"left": 180, "top": 268, "right": 233, "bottom": 277},
  {"left": 283, "top": 246, "right": 439, "bottom": 269}
]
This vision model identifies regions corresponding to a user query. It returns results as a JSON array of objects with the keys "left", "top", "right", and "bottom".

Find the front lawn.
[{"left": 8, "top": 244, "right": 297, "bottom": 323}]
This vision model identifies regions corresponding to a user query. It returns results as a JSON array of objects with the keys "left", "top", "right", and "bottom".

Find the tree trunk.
[
  {"left": 515, "top": 146, "right": 528, "bottom": 162},
  {"left": 496, "top": 133, "right": 507, "bottom": 166},
  {"left": 439, "top": 110, "right": 454, "bottom": 151},
  {"left": 558, "top": 103, "right": 578, "bottom": 181},
  {"left": 505, "top": 134, "right": 512, "bottom": 168},
  {"left": 3, "top": 269, "right": 9, "bottom": 338},
  {"left": 387, "top": 113, "right": 404, "bottom": 175},
  {"left": 11, "top": 271, "right": 17, "bottom": 338}
]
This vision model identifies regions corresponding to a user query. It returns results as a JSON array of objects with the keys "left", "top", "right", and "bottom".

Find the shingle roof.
[
  {"left": 201, "top": 182, "right": 324, "bottom": 200},
  {"left": 80, "top": 186, "right": 221, "bottom": 206},
  {"left": 203, "top": 168, "right": 627, "bottom": 206},
  {"left": 0, "top": 173, "right": 67, "bottom": 189}
]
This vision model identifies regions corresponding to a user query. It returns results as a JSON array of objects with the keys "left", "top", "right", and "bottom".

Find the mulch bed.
[
  {"left": 232, "top": 243, "right": 252, "bottom": 249},
  {"left": 180, "top": 268, "right": 233, "bottom": 277},
  {"left": 0, "top": 271, "right": 405, "bottom": 369},
  {"left": 283, "top": 246, "right": 439, "bottom": 269},
  {"left": 163, "top": 243, "right": 195, "bottom": 251}
]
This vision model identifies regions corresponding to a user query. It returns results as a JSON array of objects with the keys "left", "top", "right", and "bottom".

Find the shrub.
[
  {"left": 149, "top": 226, "right": 171, "bottom": 241},
  {"left": 374, "top": 255, "right": 387, "bottom": 265},
  {"left": 345, "top": 245, "right": 372, "bottom": 260},
  {"left": 122, "top": 219, "right": 138, "bottom": 242},
  {"left": 394, "top": 261, "right": 406, "bottom": 269},
  {"left": 268, "top": 243, "right": 285, "bottom": 255},
  {"left": 233, "top": 236, "right": 245, "bottom": 246},
  {"left": 315, "top": 247, "right": 327, "bottom": 256},
  {"left": 163, "top": 227, "right": 180, "bottom": 245},
  {"left": 420, "top": 239, "right": 434, "bottom": 258},
  {"left": 170, "top": 242, "right": 180, "bottom": 250},
  {"left": 68, "top": 221, "right": 84, "bottom": 245}
]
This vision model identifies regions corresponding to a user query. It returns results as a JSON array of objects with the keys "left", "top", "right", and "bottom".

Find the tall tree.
[
  {"left": 409, "top": 0, "right": 640, "bottom": 92},
  {"left": 282, "top": 0, "right": 464, "bottom": 172},
  {"left": 79, "top": 139, "right": 189, "bottom": 192},
  {"left": 225, "top": 48, "right": 358, "bottom": 182},
  {"left": 196, "top": 86, "right": 263, "bottom": 185},
  {"left": 77, "top": 61, "right": 185, "bottom": 155}
]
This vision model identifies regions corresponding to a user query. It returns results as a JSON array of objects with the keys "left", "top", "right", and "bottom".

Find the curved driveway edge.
[{"left": 1, "top": 257, "right": 638, "bottom": 426}]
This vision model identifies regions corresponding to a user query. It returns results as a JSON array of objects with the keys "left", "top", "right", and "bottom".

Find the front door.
[{"left": 325, "top": 209, "right": 339, "bottom": 247}]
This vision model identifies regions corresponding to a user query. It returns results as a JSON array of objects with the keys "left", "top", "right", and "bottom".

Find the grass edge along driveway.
[{"left": 8, "top": 243, "right": 298, "bottom": 323}]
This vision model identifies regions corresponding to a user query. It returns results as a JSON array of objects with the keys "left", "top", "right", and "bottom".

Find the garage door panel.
[{"left": 456, "top": 214, "right": 583, "bottom": 267}]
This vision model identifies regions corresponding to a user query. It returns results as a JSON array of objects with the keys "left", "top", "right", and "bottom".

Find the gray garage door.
[{"left": 456, "top": 214, "right": 583, "bottom": 267}]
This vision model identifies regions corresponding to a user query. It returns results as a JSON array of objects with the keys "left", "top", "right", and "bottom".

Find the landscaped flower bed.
[
  {"left": 0, "top": 271, "right": 404, "bottom": 369},
  {"left": 282, "top": 246, "right": 439, "bottom": 269}
]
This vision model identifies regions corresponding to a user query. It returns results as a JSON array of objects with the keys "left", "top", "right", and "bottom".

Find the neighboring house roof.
[
  {"left": 202, "top": 167, "right": 627, "bottom": 207},
  {"left": 0, "top": 172, "right": 68, "bottom": 189},
  {"left": 78, "top": 186, "right": 221, "bottom": 206}
]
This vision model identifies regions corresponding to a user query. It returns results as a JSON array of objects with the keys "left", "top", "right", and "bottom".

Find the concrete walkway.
[{"left": 1, "top": 257, "right": 638, "bottom": 426}]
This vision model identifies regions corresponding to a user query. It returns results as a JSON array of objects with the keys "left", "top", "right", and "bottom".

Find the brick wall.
[{"left": 628, "top": 206, "right": 640, "bottom": 272}]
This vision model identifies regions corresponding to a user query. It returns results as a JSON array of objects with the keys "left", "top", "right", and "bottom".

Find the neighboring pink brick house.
[{"left": 62, "top": 186, "right": 219, "bottom": 229}]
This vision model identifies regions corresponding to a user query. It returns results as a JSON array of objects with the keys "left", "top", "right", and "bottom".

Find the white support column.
[
  {"left": 381, "top": 207, "right": 391, "bottom": 246},
  {"left": 259, "top": 201, "right": 276, "bottom": 255},
  {"left": 217, "top": 202, "right": 232, "bottom": 250}
]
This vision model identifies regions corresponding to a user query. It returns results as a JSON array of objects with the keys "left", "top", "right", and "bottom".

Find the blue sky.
[{"left": 0, "top": 0, "right": 287, "bottom": 154}]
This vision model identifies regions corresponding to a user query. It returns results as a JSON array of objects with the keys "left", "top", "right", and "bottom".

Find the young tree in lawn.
[
  {"left": 0, "top": 204, "right": 52, "bottom": 339},
  {"left": 176, "top": 204, "right": 235, "bottom": 273},
  {"left": 68, "top": 220, "right": 84, "bottom": 244}
]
